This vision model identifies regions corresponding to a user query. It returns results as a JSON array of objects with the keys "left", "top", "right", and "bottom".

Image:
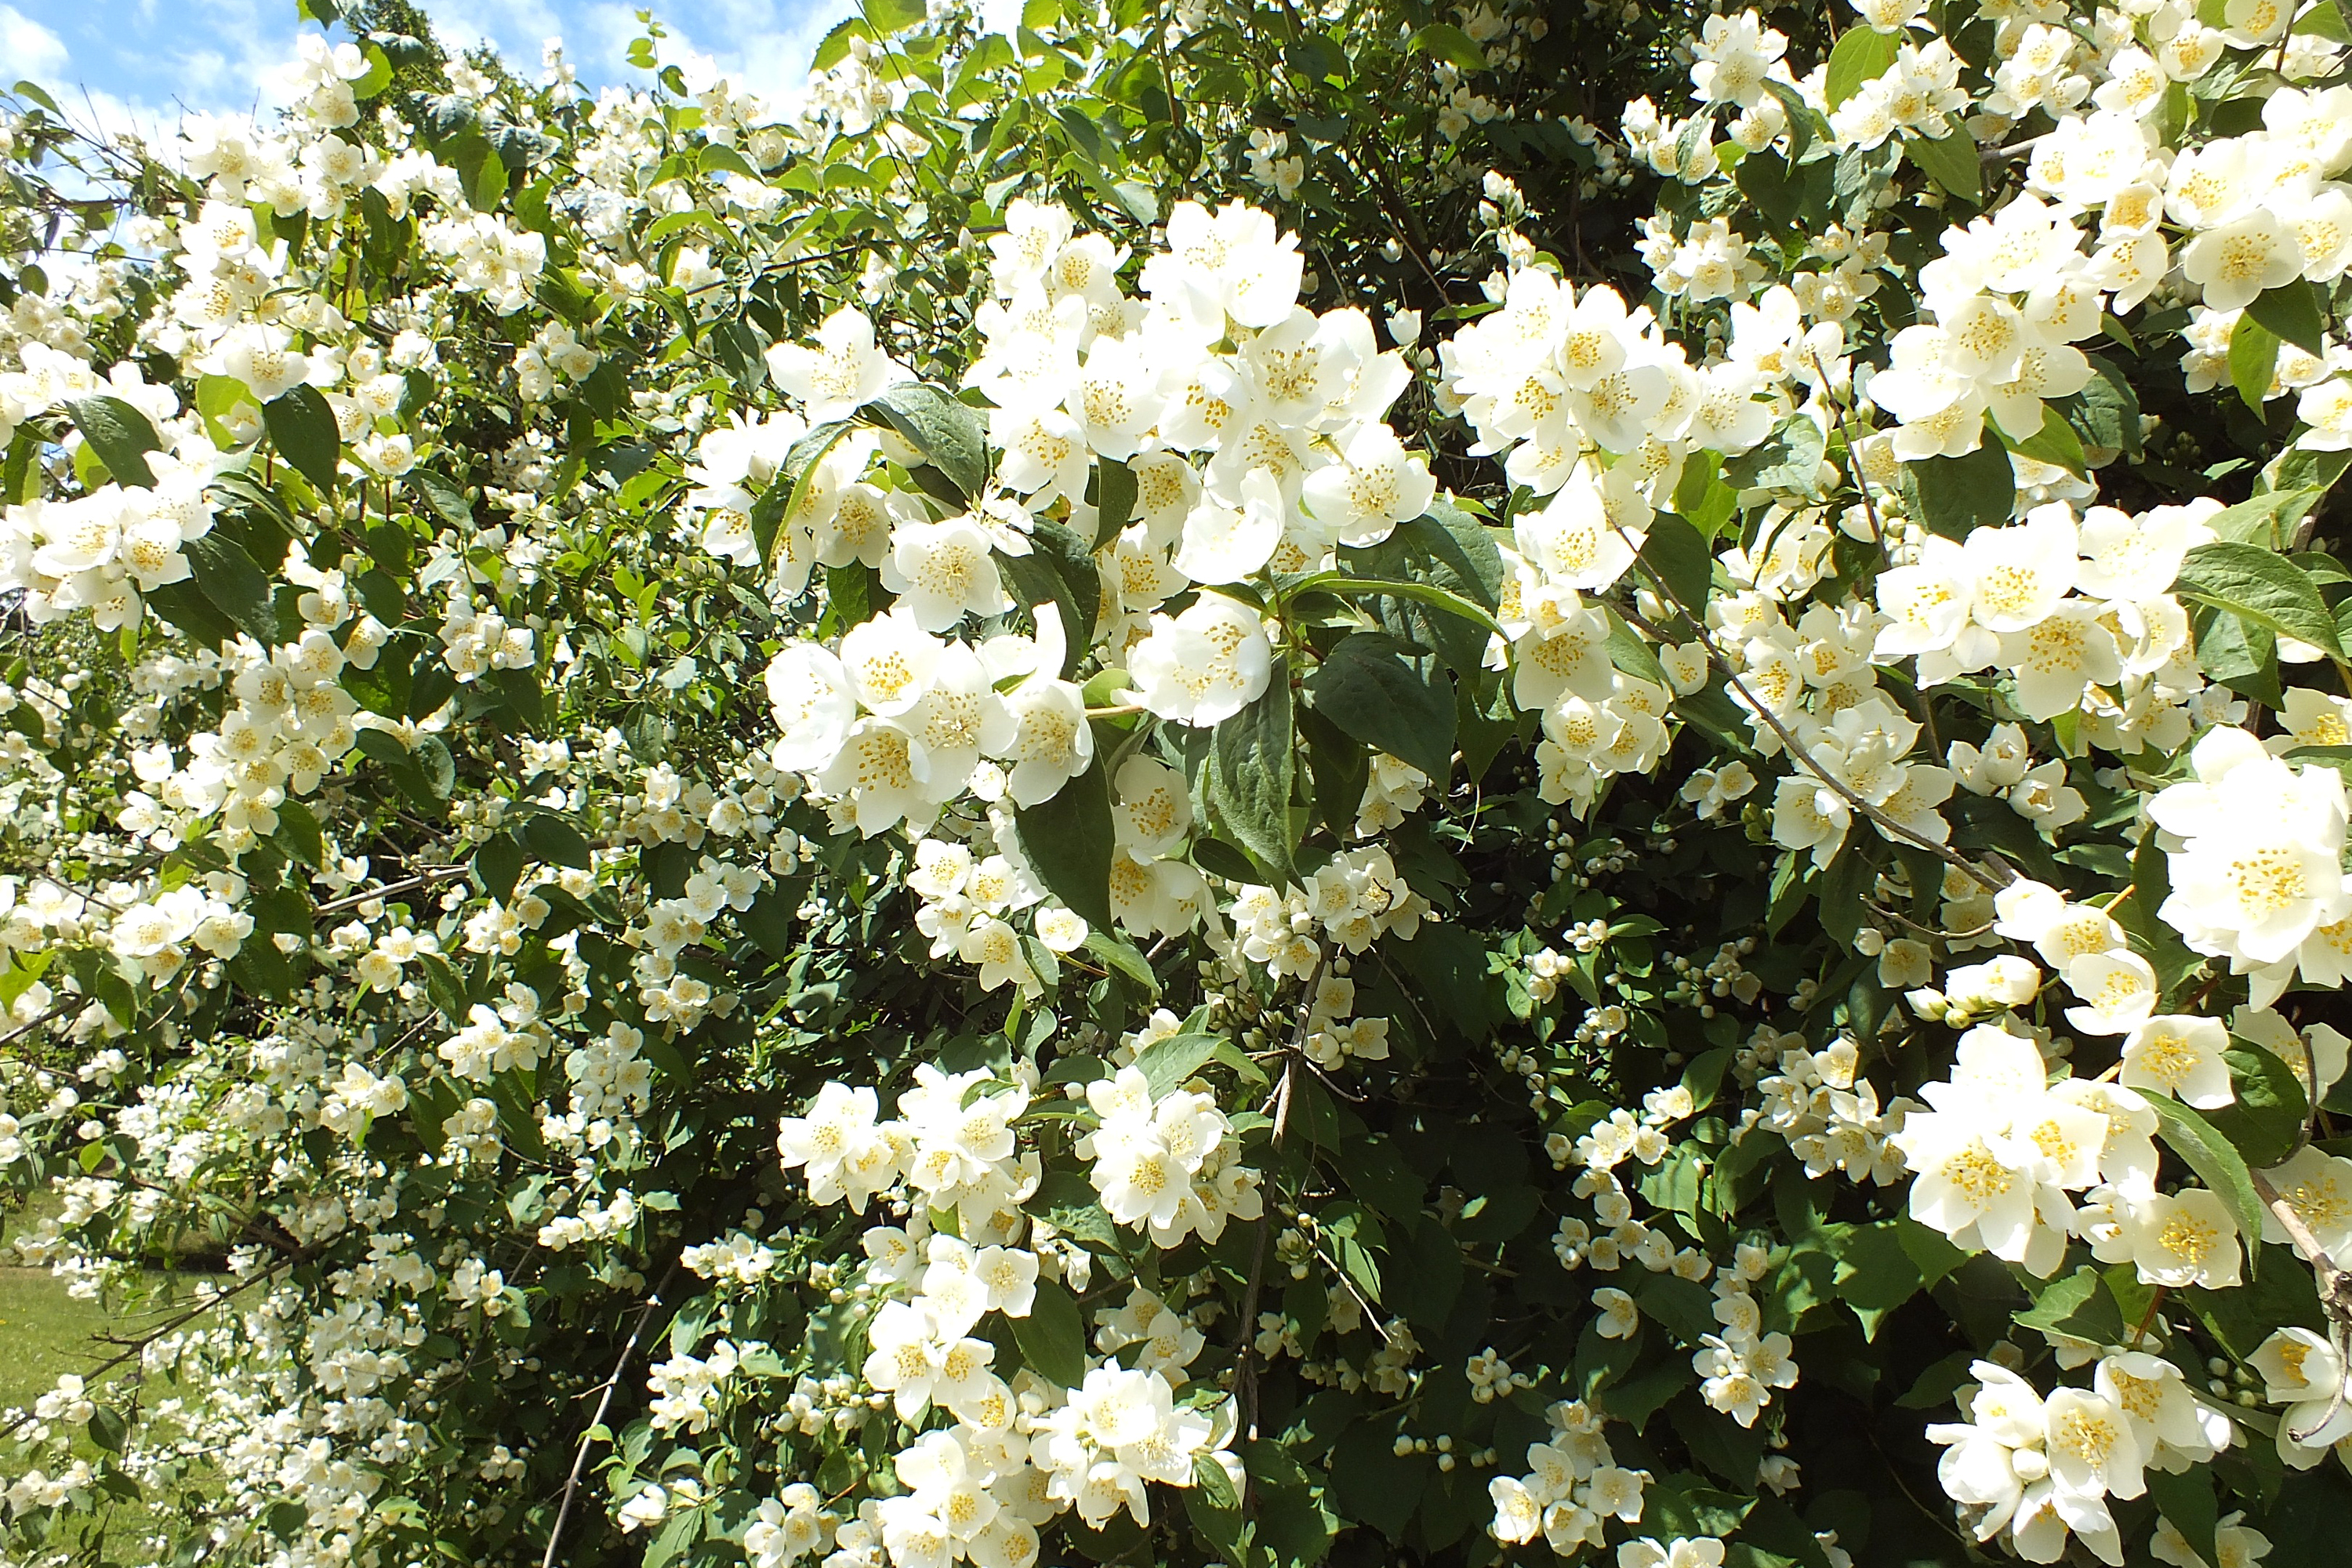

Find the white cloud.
[{"left": 2, "top": 3, "right": 72, "bottom": 84}]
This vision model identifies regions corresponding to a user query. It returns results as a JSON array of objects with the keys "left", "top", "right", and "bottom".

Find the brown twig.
[
  {"left": 314, "top": 865, "right": 470, "bottom": 916},
  {"left": 1232, "top": 957, "right": 1325, "bottom": 1485},
  {"left": 1618, "top": 594, "right": 2009, "bottom": 891},
  {"left": 2250, "top": 1168, "right": 2352, "bottom": 1443},
  {"left": 541, "top": 1258, "right": 684, "bottom": 1568}
]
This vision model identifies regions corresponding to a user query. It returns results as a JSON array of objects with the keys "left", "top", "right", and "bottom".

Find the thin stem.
[
  {"left": 541, "top": 1259, "right": 683, "bottom": 1568},
  {"left": 1232, "top": 956, "right": 1326, "bottom": 1490},
  {"left": 1619, "top": 593, "right": 2009, "bottom": 891},
  {"left": 314, "top": 865, "right": 470, "bottom": 916}
]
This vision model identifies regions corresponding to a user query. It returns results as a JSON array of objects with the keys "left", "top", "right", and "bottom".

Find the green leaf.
[
  {"left": 1134, "top": 1032, "right": 1221, "bottom": 1097},
  {"left": 1828, "top": 1219, "right": 1926, "bottom": 1338},
  {"left": 1012, "top": 752, "right": 1115, "bottom": 930},
  {"left": 264, "top": 386, "right": 343, "bottom": 492},
  {"left": 2206, "top": 1043, "right": 2310, "bottom": 1171},
  {"left": 1010, "top": 1277, "right": 1088, "bottom": 1387},
  {"left": 1083, "top": 928, "right": 1158, "bottom": 994},
  {"left": 1639, "top": 513, "right": 1714, "bottom": 615},
  {"left": 183, "top": 534, "right": 282, "bottom": 647},
  {"left": 864, "top": 0, "right": 927, "bottom": 31},
  {"left": 66, "top": 395, "right": 162, "bottom": 488},
  {"left": 519, "top": 813, "right": 595, "bottom": 870},
  {"left": 2249, "top": 278, "right": 2328, "bottom": 358},
  {"left": 475, "top": 832, "right": 525, "bottom": 902},
  {"left": 1408, "top": 504, "right": 1505, "bottom": 606},
  {"left": 2056, "top": 358, "right": 2143, "bottom": 461},
  {"left": 412, "top": 734, "right": 457, "bottom": 801},
  {"left": 2176, "top": 542, "right": 2344, "bottom": 656},
  {"left": 2146, "top": 1466, "right": 2220, "bottom": 1568},
  {"left": 87, "top": 1405, "right": 126, "bottom": 1452},
  {"left": 2209, "top": 487, "right": 2320, "bottom": 547},
  {"left": 2145, "top": 1094, "right": 2266, "bottom": 1279},
  {"left": 2229, "top": 311, "right": 2280, "bottom": 416},
  {"left": 143, "top": 579, "right": 239, "bottom": 646},
  {"left": 1093, "top": 456, "right": 1137, "bottom": 547},
  {"left": 2298, "top": 0, "right": 2352, "bottom": 37},
  {"left": 352, "top": 43, "right": 393, "bottom": 99},
  {"left": 1907, "top": 435, "right": 2014, "bottom": 538},
  {"left": 752, "top": 420, "right": 850, "bottom": 572},
  {"left": 1210, "top": 668, "right": 1298, "bottom": 887},
  {"left": 274, "top": 798, "right": 326, "bottom": 870},
  {"left": 2006, "top": 402, "right": 2087, "bottom": 478},
  {"left": 1296, "top": 572, "right": 1505, "bottom": 637},
  {"left": 1824, "top": 27, "right": 1900, "bottom": 109},
  {"left": 1903, "top": 118, "right": 1978, "bottom": 203},
  {"left": 410, "top": 470, "right": 475, "bottom": 530},
  {"left": 2013, "top": 1265, "right": 2128, "bottom": 1345},
  {"left": 710, "top": 319, "right": 768, "bottom": 397},
  {"left": 1000, "top": 534, "right": 1094, "bottom": 682},
  {"left": 1328, "top": 1420, "right": 1429, "bottom": 1537},
  {"left": 1305, "top": 630, "right": 1455, "bottom": 785},
  {"left": 1408, "top": 21, "right": 1489, "bottom": 71},
  {"left": 864, "top": 383, "right": 987, "bottom": 503},
  {"left": 811, "top": 17, "right": 871, "bottom": 69}
]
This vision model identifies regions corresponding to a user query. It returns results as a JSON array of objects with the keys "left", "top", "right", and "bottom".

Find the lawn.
[{"left": 0, "top": 1263, "right": 111, "bottom": 1418}]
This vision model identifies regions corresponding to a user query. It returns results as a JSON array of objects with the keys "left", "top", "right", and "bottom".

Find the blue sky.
[{"left": 2, "top": 0, "right": 877, "bottom": 139}]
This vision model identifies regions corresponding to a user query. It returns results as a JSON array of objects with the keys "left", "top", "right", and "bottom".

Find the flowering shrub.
[{"left": 9, "top": 0, "right": 2352, "bottom": 1564}]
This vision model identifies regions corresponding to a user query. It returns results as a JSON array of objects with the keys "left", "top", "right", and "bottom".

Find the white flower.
[
  {"left": 1617, "top": 1538, "right": 1724, "bottom": 1568},
  {"left": 2118, "top": 1014, "right": 2234, "bottom": 1109},
  {"left": 767, "top": 307, "right": 908, "bottom": 422},
  {"left": 2060, "top": 949, "right": 2159, "bottom": 1036},
  {"left": 766, "top": 644, "right": 857, "bottom": 772},
  {"left": 1128, "top": 593, "right": 1274, "bottom": 726},
  {"left": 2180, "top": 209, "right": 2303, "bottom": 311},
  {"left": 1298, "top": 423, "right": 1436, "bottom": 547},
  {"left": 2122, "top": 1189, "right": 2241, "bottom": 1289},
  {"left": 1174, "top": 467, "right": 1285, "bottom": 585},
  {"left": 882, "top": 517, "right": 1015, "bottom": 633},
  {"left": 2150, "top": 728, "right": 2352, "bottom": 984},
  {"left": 2250, "top": 1327, "right": 2352, "bottom": 1461}
]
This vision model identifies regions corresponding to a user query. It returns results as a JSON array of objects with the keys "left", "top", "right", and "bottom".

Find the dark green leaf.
[
  {"left": 1093, "top": 456, "right": 1137, "bottom": 546},
  {"left": 1907, "top": 436, "right": 2014, "bottom": 539},
  {"left": 475, "top": 832, "right": 524, "bottom": 902},
  {"left": 2147, "top": 1466, "right": 2220, "bottom": 1568},
  {"left": 519, "top": 813, "right": 594, "bottom": 870},
  {"left": 412, "top": 734, "right": 457, "bottom": 801},
  {"left": 753, "top": 420, "right": 851, "bottom": 572},
  {"left": 2176, "top": 542, "right": 2344, "bottom": 656},
  {"left": 66, "top": 395, "right": 162, "bottom": 488},
  {"left": 264, "top": 386, "right": 343, "bottom": 492},
  {"left": 1305, "top": 630, "right": 1455, "bottom": 784},
  {"left": 2146, "top": 1094, "right": 2266, "bottom": 1279},
  {"left": 1013, "top": 752, "right": 1115, "bottom": 929},
  {"left": 183, "top": 534, "right": 282, "bottom": 647},
  {"left": 1904, "top": 118, "right": 1979, "bottom": 202},
  {"left": 1640, "top": 513, "right": 1714, "bottom": 616},
  {"left": 2249, "top": 278, "right": 2328, "bottom": 358},
  {"left": 1209, "top": 666, "right": 1298, "bottom": 887},
  {"left": 410, "top": 470, "right": 474, "bottom": 529},
  {"left": 865, "top": 383, "right": 987, "bottom": 503},
  {"left": 1010, "top": 1277, "right": 1088, "bottom": 1388}
]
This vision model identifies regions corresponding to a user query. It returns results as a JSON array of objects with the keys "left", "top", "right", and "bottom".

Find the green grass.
[{"left": 0, "top": 1263, "right": 111, "bottom": 1417}]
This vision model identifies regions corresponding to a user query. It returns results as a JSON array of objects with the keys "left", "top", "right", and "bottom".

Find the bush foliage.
[{"left": 5, "top": 0, "right": 2352, "bottom": 1566}]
